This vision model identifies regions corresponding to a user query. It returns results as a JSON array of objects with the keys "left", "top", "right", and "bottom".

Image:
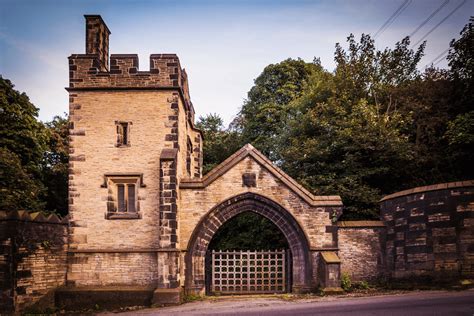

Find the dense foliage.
[
  {"left": 42, "top": 116, "right": 69, "bottom": 215},
  {"left": 0, "top": 77, "right": 69, "bottom": 215},
  {"left": 196, "top": 114, "right": 241, "bottom": 175},
  {"left": 200, "top": 18, "right": 474, "bottom": 222},
  {"left": 208, "top": 212, "right": 288, "bottom": 250}
]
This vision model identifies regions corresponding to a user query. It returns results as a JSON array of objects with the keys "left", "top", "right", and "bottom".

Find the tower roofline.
[{"left": 84, "top": 15, "right": 111, "bottom": 34}]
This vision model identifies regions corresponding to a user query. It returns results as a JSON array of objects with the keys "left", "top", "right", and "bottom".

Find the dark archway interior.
[
  {"left": 208, "top": 211, "right": 289, "bottom": 250},
  {"left": 186, "top": 193, "right": 312, "bottom": 294}
]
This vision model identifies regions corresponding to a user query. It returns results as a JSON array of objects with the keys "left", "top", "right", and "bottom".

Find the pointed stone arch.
[{"left": 185, "top": 192, "right": 312, "bottom": 294}]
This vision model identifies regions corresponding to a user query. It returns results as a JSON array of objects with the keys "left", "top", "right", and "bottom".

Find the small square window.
[{"left": 116, "top": 121, "right": 131, "bottom": 146}]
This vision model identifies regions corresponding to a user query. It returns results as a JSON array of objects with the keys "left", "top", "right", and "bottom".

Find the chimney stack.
[{"left": 84, "top": 15, "right": 111, "bottom": 71}]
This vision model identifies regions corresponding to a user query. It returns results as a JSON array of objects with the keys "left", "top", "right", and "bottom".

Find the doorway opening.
[{"left": 205, "top": 211, "right": 291, "bottom": 295}]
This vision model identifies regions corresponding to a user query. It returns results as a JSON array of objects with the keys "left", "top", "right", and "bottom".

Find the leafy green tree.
[
  {"left": 448, "top": 16, "right": 473, "bottom": 112},
  {"left": 280, "top": 34, "right": 424, "bottom": 219},
  {"left": 42, "top": 115, "right": 69, "bottom": 216},
  {"left": 0, "top": 76, "right": 47, "bottom": 211},
  {"left": 196, "top": 113, "right": 241, "bottom": 174},
  {"left": 235, "top": 58, "right": 324, "bottom": 160},
  {"left": 444, "top": 111, "right": 474, "bottom": 180},
  {"left": 0, "top": 77, "right": 48, "bottom": 170},
  {"left": 282, "top": 98, "right": 413, "bottom": 219},
  {"left": 391, "top": 68, "right": 454, "bottom": 184},
  {"left": 333, "top": 34, "right": 425, "bottom": 112},
  {"left": 0, "top": 148, "right": 44, "bottom": 210}
]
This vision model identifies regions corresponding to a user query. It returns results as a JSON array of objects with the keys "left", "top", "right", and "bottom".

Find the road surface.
[{"left": 106, "top": 290, "right": 474, "bottom": 315}]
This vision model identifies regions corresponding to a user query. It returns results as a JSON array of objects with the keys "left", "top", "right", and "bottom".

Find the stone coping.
[
  {"left": 380, "top": 180, "right": 474, "bottom": 202},
  {"left": 180, "top": 144, "right": 343, "bottom": 207},
  {"left": 338, "top": 220, "right": 385, "bottom": 228},
  {"left": 321, "top": 251, "right": 341, "bottom": 263},
  {"left": 0, "top": 210, "right": 68, "bottom": 224}
]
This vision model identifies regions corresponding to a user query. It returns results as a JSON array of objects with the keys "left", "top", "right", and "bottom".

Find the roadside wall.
[
  {"left": 380, "top": 180, "right": 474, "bottom": 280},
  {"left": 338, "top": 221, "right": 386, "bottom": 281},
  {"left": 0, "top": 211, "right": 68, "bottom": 313}
]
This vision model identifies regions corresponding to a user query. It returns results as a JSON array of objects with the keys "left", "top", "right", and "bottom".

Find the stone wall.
[
  {"left": 337, "top": 221, "right": 386, "bottom": 281},
  {"left": 0, "top": 211, "right": 68, "bottom": 313},
  {"left": 380, "top": 180, "right": 474, "bottom": 280},
  {"left": 67, "top": 251, "right": 158, "bottom": 286}
]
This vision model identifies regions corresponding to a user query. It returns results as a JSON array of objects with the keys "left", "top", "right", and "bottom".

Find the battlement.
[{"left": 69, "top": 15, "right": 195, "bottom": 117}]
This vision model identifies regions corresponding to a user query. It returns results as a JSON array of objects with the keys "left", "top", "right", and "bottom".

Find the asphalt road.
[{"left": 108, "top": 290, "right": 474, "bottom": 316}]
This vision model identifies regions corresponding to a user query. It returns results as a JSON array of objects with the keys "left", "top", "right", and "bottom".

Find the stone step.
[{"left": 55, "top": 286, "right": 155, "bottom": 311}]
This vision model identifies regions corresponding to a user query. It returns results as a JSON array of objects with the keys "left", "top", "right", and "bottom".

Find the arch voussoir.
[{"left": 185, "top": 192, "right": 312, "bottom": 294}]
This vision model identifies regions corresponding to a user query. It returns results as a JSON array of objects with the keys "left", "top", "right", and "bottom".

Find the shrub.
[
  {"left": 352, "top": 280, "right": 370, "bottom": 290},
  {"left": 341, "top": 272, "right": 352, "bottom": 291}
]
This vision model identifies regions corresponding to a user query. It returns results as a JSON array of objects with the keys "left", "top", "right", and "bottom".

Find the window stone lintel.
[{"left": 100, "top": 173, "right": 146, "bottom": 188}]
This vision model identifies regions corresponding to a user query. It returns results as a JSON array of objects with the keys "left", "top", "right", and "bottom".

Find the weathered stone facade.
[
  {"left": 338, "top": 221, "right": 386, "bottom": 281},
  {"left": 0, "top": 211, "right": 68, "bottom": 313},
  {"left": 380, "top": 180, "right": 474, "bottom": 280},
  {"left": 64, "top": 15, "right": 344, "bottom": 305}
]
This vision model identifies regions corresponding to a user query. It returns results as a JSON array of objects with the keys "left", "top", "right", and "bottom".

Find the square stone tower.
[{"left": 67, "top": 15, "right": 202, "bottom": 303}]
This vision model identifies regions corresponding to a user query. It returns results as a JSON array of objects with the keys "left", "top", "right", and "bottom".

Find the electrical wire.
[
  {"left": 434, "top": 53, "right": 449, "bottom": 66},
  {"left": 409, "top": 0, "right": 450, "bottom": 38},
  {"left": 424, "top": 47, "right": 450, "bottom": 68},
  {"left": 412, "top": 0, "right": 467, "bottom": 47},
  {"left": 374, "top": 0, "right": 412, "bottom": 39}
]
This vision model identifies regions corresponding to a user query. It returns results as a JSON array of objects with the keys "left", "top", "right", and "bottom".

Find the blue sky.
[{"left": 1, "top": 0, "right": 472, "bottom": 125}]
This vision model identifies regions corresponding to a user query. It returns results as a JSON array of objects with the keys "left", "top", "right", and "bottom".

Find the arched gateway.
[
  {"left": 185, "top": 193, "right": 311, "bottom": 294},
  {"left": 65, "top": 15, "right": 344, "bottom": 306}
]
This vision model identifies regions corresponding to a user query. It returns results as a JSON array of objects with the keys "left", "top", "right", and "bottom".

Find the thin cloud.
[{"left": 0, "top": 31, "right": 65, "bottom": 71}]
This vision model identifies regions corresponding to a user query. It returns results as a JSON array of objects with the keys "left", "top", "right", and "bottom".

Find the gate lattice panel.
[{"left": 210, "top": 250, "right": 287, "bottom": 294}]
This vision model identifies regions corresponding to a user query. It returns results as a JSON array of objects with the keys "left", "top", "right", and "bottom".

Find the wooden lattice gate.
[{"left": 209, "top": 250, "right": 289, "bottom": 295}]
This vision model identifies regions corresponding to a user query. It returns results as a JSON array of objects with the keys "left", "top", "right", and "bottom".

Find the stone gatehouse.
[
  {"left": 66, "top": 15, "right": 345, "bottom": 304},
  {"left": 1, "top": 15, "right": 473, "bottom": 312}
]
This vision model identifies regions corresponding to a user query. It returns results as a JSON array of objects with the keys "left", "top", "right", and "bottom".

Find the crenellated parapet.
[
  {"left": 68, "top": 53, "right": 195, "bottom": 115},
  {"left": 68, "top": 15, "right": 196, "bottom": 118}
]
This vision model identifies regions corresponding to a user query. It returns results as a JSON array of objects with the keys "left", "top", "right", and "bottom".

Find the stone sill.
[{"left": 105, "top": 212, "right": 141, "bottom": 220}]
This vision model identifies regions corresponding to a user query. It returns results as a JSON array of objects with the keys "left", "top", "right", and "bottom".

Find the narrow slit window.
[{"left": 116, "top": 121, "right": 130, "bottom": 146}]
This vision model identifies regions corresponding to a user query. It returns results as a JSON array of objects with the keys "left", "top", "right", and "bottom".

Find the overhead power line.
[
  {"left": 412, "top": 0, "right": 467, "bottom": 47},
  {"left": 409, "top": 0, "right": 450, "bottom": 38},
  {"left": 434, "top": 54, "right": 449, "bottom": 66},
  {"left": 424, "top": 47, "right": 450, "bottom": 68},
  {"left": 374, "top": 0, "right": 412, "bottom": 39}
]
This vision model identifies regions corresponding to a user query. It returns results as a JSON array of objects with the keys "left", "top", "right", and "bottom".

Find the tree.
[
  {"left": 280, "top": 34, "right": 425, "bottom": 219},
  {"left": 448, "top": 16, "right": 473, "bottom": 112},
  {"left": 0, "top": 148, "right": 44, "bottom": 210},
  {"left": 42, "top": 115, "right": 69, "bottom": 216},
  {"left": 0, "top": 76, "right": 47, "bottom": 211},
  {"left": 196, "top": 113, "right": 241, "bottom": 174},
  {"left": 235, "top": 58, "right": 324, "bottom": 160},
  {"left": 282, "top": 97, "right": 413, "bottom": 219},
  {"left": 333, "top": 34, "right": 425, "bottom": 113}
]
